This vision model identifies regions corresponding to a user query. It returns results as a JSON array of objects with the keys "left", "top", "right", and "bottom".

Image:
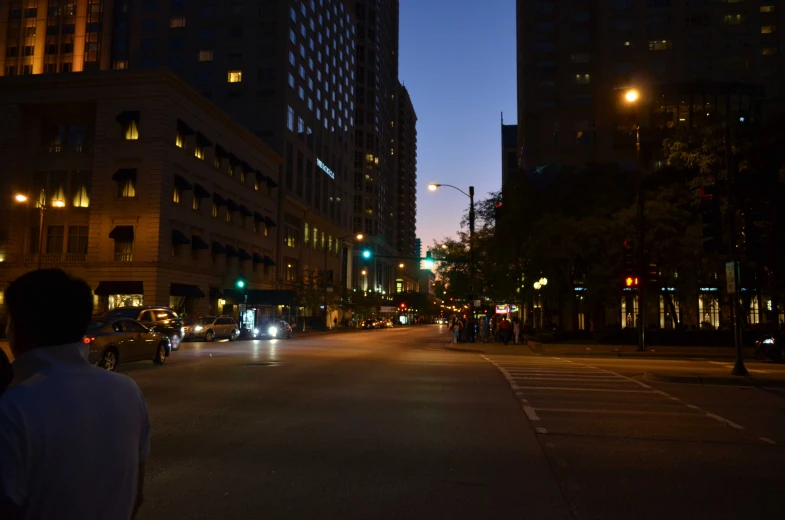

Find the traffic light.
[
  {"left": 625, "top": 276, "right": 639, "bottom": 287},
  {"left": 494, "top": 202, "right": 503, "bottom": 224},
  {"left": 400, "top": 303, "right": 406, "bottom": 309},
  {"left": 423, "top": 251, "right": 434, "bottom": 268},
  {"left": 362, "top": 249, "right": 372, "bottom": 259},
  {"left": 235, "top": 277, "right": 246, "bottom": 289},
  {"left": 622, "top": 240, "right": 635, "bottom": 275},
  {"left": 699, "top": 185, "right": 723, "bottom": 254}
]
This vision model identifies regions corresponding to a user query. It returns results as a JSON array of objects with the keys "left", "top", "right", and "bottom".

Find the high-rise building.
[
  {"left": 351, "top": 0, "right": 400, "bottom": 296},
  {"left": 395, "top": 82, "right": 417, "bottom": 260},
  {"left": 501, "top": 116, "right": 518, "bottom": 187},
  {"left": 0, "top": 0, "right": 362, "bottom": 316},
  {"left": 515, "top": 0, "right": 785, "bottom": 174},
  {"left": 414, "top": 237, "right": 422, "bottom": 267}
]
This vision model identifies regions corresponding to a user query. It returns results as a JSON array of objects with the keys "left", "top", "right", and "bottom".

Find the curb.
[
  {"left": 444, "top": 346, "right": 485, "bottom": 354},
  {"left": 644, "top": 371, "right": 785, "bottom": 388}
]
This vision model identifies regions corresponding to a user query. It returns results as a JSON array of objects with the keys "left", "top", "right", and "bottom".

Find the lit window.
[
  {"left": 761, "top": 25, "right": 776, "bottom": 34},
  {"left": 648, "top": 40, "right": 672, "bottom": 51},
  {"left": 575, "top": 73, "right": 590, "bottom": 84},
  {"left": 173, "top": 185, "right": 181, "bottom": 204},
  {"left": 199, "top": 50, "right": 213, "bottom": 62},
  {"left": 226, "top": 210, "right": 231, "bottom": 223},
  {"left": 761, "top": 5, "right": 775, "bottom": 13},
  {"left": 212, "top": 202, "right": 219, "bottom": 218},
  {"left": 175, "top": 132, "right": 184, "bottom": 148},
  {"left": 723, "top": 14, "right": 744, "bottom": 25},
  {"left": 762, "top": 46, "right": 777, "bottom": 56},
  {"left": 227, "top": 70, "right": 243, "bottom": 83},
  {"left": 73, "top": 185, "right": 90, "bottom": 208},
  {"left": 124, "top": 120, "right": 139, "bottom": 140},
  {"left": 113, "top": 60, "right": 128, "bottom": 70},
  {"left": 193, "top": 196, "right": 201, "bottom": 211},
  {"left": 170, "top": 17, "right": 186, "bottom": 28},
  {"left": 194, "top": 146, "right": 204, "bottom": 160},
  {"left": 119, "top": 179, "right": 136, "bottom": 198}
]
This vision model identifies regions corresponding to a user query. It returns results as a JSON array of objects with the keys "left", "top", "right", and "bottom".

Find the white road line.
[
  {"left": 515, "top": 386, "right": 656, "bottom": 393},
  {"left": 510, "top": 377, "right": 631, "bottom": 382},
  {"left": 535, "top": 427, "right": 548, "bottom": 434},
  {"left": 686, "top": 404, "right": 701, "bottom": 410},
  {"left": 705, "top": 413, "right": 745, "bottom": 430},
  {"left": 760, "top": 437, "right": 776, "bottom": 445},
  {"left": 522, "top": 405, "right": 540, "bottom": 421},
  {"left": 532, "top": 407, "right": 704, "bottom": 417}
]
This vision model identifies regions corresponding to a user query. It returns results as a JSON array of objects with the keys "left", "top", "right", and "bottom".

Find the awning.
[
  {"left": 263, "top": 255, "right": 276, "bottom": 266},
  {"left": 174, "top": 175, "right": 192, "bottom": 190},
  {"left": 266, "top": 177, "right": 278, "bottom": 188},
  {"left": 211, "top": 241, "right": 226, "bottom": 254},
  {"left": 193, "top": 183, "right": 210, "bottom": 198},
  {"left": 213, "top": 193, "right": 226, "bottom": 206},
  {"left": 191, "top": 235, "right": 209, "bottom": 250},
  {"left": 255, "top": 170, "right": 269, "bottom": 183},
  {"left": 196, "top": 132, "right": 212, "bottom": 148},
  {"left": 228, "top": 153, "right": 241, "bottom": 166},
  {"left": 112, "top": 168, "right": 136, "bottom": 181},
  {"left": 240, "top": 161, "right": 254, "bottom": 173},
  {"left": 239, "top": 205, "right": 253, "bottom": 217},
  {"left": 253, "top": 252, "right": 264, "bottom": 264},
  {"left": 215, "top": 144, "right": 229, "bottom": 159},
  {"left": 95, "top": 281, "right": 143, "bottom": 295},
  {"left": 226, "top": 198, "right": 239, "bottom": 212},
  {"left": 253, "top": 211, "right": 265, "bottom": 223},
  {"left": 209, "top": 287, "right": 224, "bottom": 299},
  {"left": 171, "top": 230, "right": 191, "bottom": 245},
  {"left": 115, "top": 111, "right": 139, "bottom": 124},
  {"left": 264, "top": 216, "right": 277, "bottom": 227},
  {"left": 246, "top": 290, "right": 296, "bottom": 306},
  {"left": 237, "top": 248, "right": 252, "bottom": 261},
  {"left": 170, "top": 283, "right": 205, "bottom": 298},
  {"left": 225, "top": 245, "right": 238, "bottom": 257},
  {"left": 109, "top": 225, "right": 134, "bottom": 240},
  {"left": 177, "top": 119, "right": 195, "bottom": 136}
]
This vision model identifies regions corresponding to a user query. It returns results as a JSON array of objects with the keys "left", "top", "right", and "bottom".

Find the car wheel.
[
  {"left": 228, "top": 331, "right": 237, "bottom": 342},
  {"left": 287, "top": 331, "right": 292, "bottom": 339},
  {"left": 100, "top": 348, "right": 118, "bottom": 371},
  {"left": 205, "top": 329, "right": 215, "bottom": 342},
  {"left": 170, "top": 334, "right": 181, "bottom": 351},
  {"left": 153, "top": 342, "right": 167, "bottom": 365}
]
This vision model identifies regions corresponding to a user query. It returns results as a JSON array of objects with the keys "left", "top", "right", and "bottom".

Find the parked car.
[
  {"left": 185, "top": 316, "right": 240, "bottom": 342},
  {"left": 85, "top": 318, "right": 171, "bottom": 371},
  {"left": 104, "top": 306, "right": 184, "bottom": 351},
  {"left": 755, "top": 333, "right": 785, "bottom": 363},
  {"left": 257, "top": 319, "right": 293, "bottom": 339}
]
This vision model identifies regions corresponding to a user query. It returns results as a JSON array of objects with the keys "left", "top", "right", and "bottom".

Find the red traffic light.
[
  {"left": 622, "top": 240, "right": 633, "bottom": 250},
  {"left": 625, "top": 277, "right": 639, "bottom": 287},
  {"left": 495, "top": 202, "right": 503, "bottom": 208},
  {"left": 400, "top": 303, "right": 406, "bottom": 308}
]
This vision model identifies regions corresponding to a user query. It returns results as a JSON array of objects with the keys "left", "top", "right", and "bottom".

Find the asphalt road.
[{"left": 118, "top": 326, "right": 785, "bottom": 520}]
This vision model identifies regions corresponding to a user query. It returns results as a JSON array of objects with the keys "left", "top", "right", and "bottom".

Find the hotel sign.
[{"left": 317, "top": 158, "right": 335, "bottom": 179}]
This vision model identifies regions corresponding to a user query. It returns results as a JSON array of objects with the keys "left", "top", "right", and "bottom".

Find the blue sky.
[{"left": 398, "top": 0, "right": 517, "bottom": 252}]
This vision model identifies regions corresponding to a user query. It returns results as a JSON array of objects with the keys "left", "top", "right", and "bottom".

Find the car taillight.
[{"left": 83, "top": 337, "right": 95, "bottom": 344}]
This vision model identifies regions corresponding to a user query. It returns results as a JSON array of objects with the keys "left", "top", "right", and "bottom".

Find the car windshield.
[
  {"left": 87, "top": 319, "right": 111, "bottom": 331},
  {"left": 194, "top": 317, "right": 216, "bottom": 325},
  {"left": 104, "top": 309, "right": 140, "bottom": 319}
]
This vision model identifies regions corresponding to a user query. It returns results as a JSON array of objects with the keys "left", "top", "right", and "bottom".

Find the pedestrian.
[
  {"left": 501, "top": 316, "right": 513, "bottom": 345},
  {"left": 467, "top": 317, "right": 476, "bottom": 343},
  {"left": 0, "top": 269, "right": 151, "bottom": 520},
  {"left": 522, "top": 320, "right": 531, "bottom": 345},
  {"left": 333, "top": 317, "right": 338, "bottom": 329},
  {"left": 513, "top": 318, "right": 521, "bottom": 344}
]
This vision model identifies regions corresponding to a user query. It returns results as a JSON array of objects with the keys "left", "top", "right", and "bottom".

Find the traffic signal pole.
[{"left": 635, "top": 122, "right": 646, "bottom": 352}]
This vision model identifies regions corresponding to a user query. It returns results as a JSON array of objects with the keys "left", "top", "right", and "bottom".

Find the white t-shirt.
[{"left": 0, "top": 342, "right": 151, "bottom": 520}]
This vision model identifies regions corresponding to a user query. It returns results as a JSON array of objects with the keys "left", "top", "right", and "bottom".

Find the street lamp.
[
  {"left": 624, "top": 88, "right": 646, "bottom": 351},
  {"left": 14, "top": 189, "right": 65, "bottom": 270},
  {"left": 324, "top": 233, "right": 364, "bottom": 328},
  {"left": 427, "top": 183, "right": 476, "bottom": 303}
]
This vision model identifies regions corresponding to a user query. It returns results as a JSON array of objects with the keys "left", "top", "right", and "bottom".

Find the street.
[{"left": 115, "top": 325, "right": 785, "bottom": 520}]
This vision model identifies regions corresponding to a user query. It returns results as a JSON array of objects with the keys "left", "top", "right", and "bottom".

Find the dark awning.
[
  {"left": 226, "top": 199, "right": 239, "bottom": 212},
  {"left": 246, "top": 290, "right": 296, "bottom": 306},
  {"left": 264, "top": 216, "right": 277, "bottom": 227},
  {"left": 215, "top": 144, "right": 229, "bottom": 159},
  {"left": 237, "top": 248, "right": 252, "bottom": 261},
  {"left": 95, "top": 281, "right": 143, "bottom": 295},
  {"left": 174, "top": 175, "right": 192, "bottom": 190},
  {"left": 239, "top": 205, "right": 253, "bottom": 217},
  {"left": 263, "top": 255, "right": 276, "bottom": 266},
  {"left": 109, "top": 225, "right": 134, "bottom": 240},
  {"left": 209, "top": 287, "right": 224, "bottom": 299},
  {"left": 171, "top": 230, "right": 191, "bottom": 245},
  {"left": 255, "top": 170, "right": 269, "bottom": 183},
  {"left": 253, "top": 211, "right": 265, "bottom": 223},
  {"left": 266, "top": 177, "right": 278, "bottom": 188},
  {"left": 170, "top": 283, "right": 205, "bottom": 298},
  {"left": 228, "top": 153, "right": 241, "bottom": 166},
  {"left": 211, "top": 241, "right": 226, "bottom": 255},
  {"left": 177, "top": 119, "right": 195, "bottom": 136},
  {"left": 196, "top": 132, "right": 212, "bottom": 148},
  {"left": 115, "top": 111, "right": 139, "bottom": 124},
  {"left": 240, "top": 161, "right": 254, "bottom": 173},
  {"left": 213, "top": 193, "right": 227, "bottom": 206},
  {"left": 193, "top": 183, "right": 210, "bottom": 198},
  {"left": 253, "top": 252, "right": 264, "bottom": 264},
  {"left": 225, "top": 245, "right": 238, "bottom": 258},
  {"left": 191, "top": 235, "right": 209, "bottom": 250},
  {"left": 112, "top": 168, "right": 136, "bottom": 181}
]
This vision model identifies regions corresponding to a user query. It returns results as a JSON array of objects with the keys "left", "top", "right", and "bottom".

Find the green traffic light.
[
  {"left": 236, "top": 279, "right": 246, "bottom": 289},
  {"left": 424, "top": 259, "right": 434, "bottom": 268},
  {"left": 362, "top": 249, "right": 371, "bottom": 259}
]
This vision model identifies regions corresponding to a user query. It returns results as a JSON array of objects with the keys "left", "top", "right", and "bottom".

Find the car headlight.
[
  {"left": 268, "top": 326, "right": 278, "bottom": 337},
  {"left": 253, "top": 328, "right": 259, "bottom": 335},
  {"left": 762, "top": 338, "right": 775, "bottom": 345},
  {"left": 194, "top": 325, "right": 203, "bottom": 332}
]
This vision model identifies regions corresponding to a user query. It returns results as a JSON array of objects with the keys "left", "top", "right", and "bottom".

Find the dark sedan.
[
  {"left": 755, "top": 333, "right": 785, "bottom": 363},
  {"left": 256, "top": 319, "right": 293, "bottom": 339},
  {"left": 85, "top": 318, "right": 171, "bottom": 371}
]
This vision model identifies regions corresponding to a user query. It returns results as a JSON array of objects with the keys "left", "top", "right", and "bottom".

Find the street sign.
[
  {"left": 380, "top": 306, "right": 396, "bottom": 313},
  {"left": 496, "top": 304, "right": 509, "bottom": 313},
  {"left": 725, "top": 261, "right": 736, "bottom": 294}
]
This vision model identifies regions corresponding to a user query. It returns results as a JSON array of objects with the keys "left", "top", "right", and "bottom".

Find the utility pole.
[
  {"left": 469, "top": 185, "right": 476, "bottom": 307},
  {"left": 635, "top": 122, "right": 646, "bottom": 351},
  {"left": 726, "top": 120, "right": 748, "bottom": 376}
]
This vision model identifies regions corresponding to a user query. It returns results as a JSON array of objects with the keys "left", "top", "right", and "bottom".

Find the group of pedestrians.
[
  {"left": 1, "top": 269, "right": 150, "bottom": 519},
  {"left": 449, "top": 315, "right": 530, "bottom": 345}
]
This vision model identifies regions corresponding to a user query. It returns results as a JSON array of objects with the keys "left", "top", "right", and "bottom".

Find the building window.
[
  {"left": 228, "top": 70, "right": 242, "bottom": 83},
  {"left": 749, "top": 295, "right": 761, "bottom": 325},
  {"left": 212, "top": 202, "right": 219, "bottom": 218},
  {"left": 284, "top": 258, "right": 298, "bottom": 282},
  {"left": 761, "top": 25, "right": 776, "bottom": 34},
  {"left": 648, "top": 40, "right": 672, "bottom": 51},
  {"left": 698, "top": 293, "right": 720, "bottom": 329},
  {"left": 193, "top": 195, "right": 202, "bottom": 211},
  {"left": 119, "top": 179, "right": 136, "bottom": 198},
  {"left": 67, "top": 226, "right": 89, "bottom": 255},
  {"left": 199, "top": 50, "right": 213, "bottom": 61},
  {"left": 175, "top": 131, "right": 184, "bottom": 148},
  {"left": 170, "top": 17, "right": 186, "bottom": 28},
  {"left": 173, "top": 185, "right": 181, "bottom": 204},
  {"left": 724, "top": 14, "right": 745, "bottom": 25},
  {"left": 124, "top": 120, "right": 139, "bottom": 140},
  {"left": 114, "top": 239, "right": 134, "bottom": 262},
  {"left": 194, "top": 145, "right": 204, "bottom": 160},
  {"left": 72, "top": 171, "right": 91, "bottom": 208},
  {"left": 46, "top": 226, "right": 65, "bottom": 254},
  {"left": 287, "top": 106, "right": 295, "bottom": 131},
  {"left": 761, "top": 5, "right": 775, "bottom": 13},
  {"left": 575, "top": 74, "right": 590, "bottom": 84}
]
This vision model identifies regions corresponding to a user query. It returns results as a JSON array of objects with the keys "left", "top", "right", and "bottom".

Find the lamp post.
[
  {"left": 428, "top": 183, "right": 476, "bottom": 303},
  {"left": 325, "top": 233, "right": 363, "bottom": 328},
  {"left": 624, "top": 89, "right": 646, "bottom": 352},
  {"left": 14, "top": 189, "right": 65, "bottom": 270}
]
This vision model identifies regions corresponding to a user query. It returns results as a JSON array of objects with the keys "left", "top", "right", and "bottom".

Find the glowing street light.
[
  {"left": 625, "top": 89, "right": 639, "bottom": 103},
  {"left": 14, "top": 194, "right": 28, "bottom": 203},
  {"left": 52, "top": 199, "right": 65, "bottom": 208},
  {"left": 428, "top": 183, "right": 439, "bottom": 191}
]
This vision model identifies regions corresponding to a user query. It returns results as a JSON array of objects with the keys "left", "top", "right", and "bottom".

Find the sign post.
[{"left": 725, "top": 261, "right": 736, "bottom": 294}]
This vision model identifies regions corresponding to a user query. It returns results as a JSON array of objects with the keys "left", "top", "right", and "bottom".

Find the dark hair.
[{"left": 5, "top": 269, "right": 93, "bottom": 347}]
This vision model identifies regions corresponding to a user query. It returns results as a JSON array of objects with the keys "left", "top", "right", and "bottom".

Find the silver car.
[
  {"left": 85, "top": 318, "right": 171, "bottom": 371},
  {"left": 184, "top": 316, "right": 240, "bottom": 342}
]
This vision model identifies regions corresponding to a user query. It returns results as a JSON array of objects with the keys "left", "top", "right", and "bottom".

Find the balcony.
[
  {"left": 114, "top": 253, "right": 134, "bottom": 262},
  {"left": 0, "top": 253, "right": 86, "bottom": 264}
]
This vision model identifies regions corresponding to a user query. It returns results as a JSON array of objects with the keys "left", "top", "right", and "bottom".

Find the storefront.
[
  {"left": 169, "top": 282, "right": 205, "bottom": 315},
  {"left": 620, "top": 289, "right": 639, "bottom": 329},
  {"left": 659, "top": 292, "right": 681, "bottom": 329},
  {"left": 94, "top": 281, "right": 144, "bottom": 311},
  {"left": 698, "top": 288, "right": 721, "bottom": 329}
]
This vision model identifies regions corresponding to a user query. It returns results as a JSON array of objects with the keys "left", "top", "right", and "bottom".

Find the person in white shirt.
[{"left": 0, "top": 269, "right": 151, "bottom": 520}]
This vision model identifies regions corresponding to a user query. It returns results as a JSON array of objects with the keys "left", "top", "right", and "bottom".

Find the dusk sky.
[{"left": 398, "top": 0, "right": 517, "bottom": 252}]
